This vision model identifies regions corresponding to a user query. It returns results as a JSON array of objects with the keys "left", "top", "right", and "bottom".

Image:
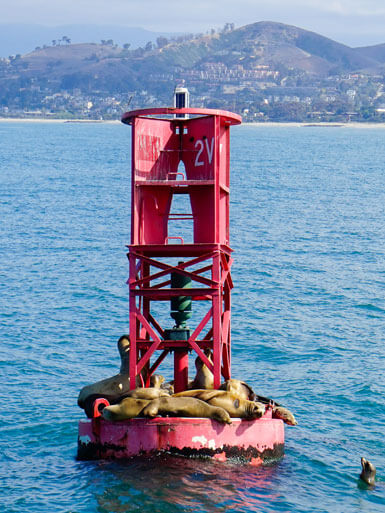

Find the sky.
[{"left": 1, "top": 0, "right": 385, "bottom": 47}]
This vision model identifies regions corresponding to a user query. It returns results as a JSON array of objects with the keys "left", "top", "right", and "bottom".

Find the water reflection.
[{"left": 93, "top": 456, "right": 283, "bottom": 512}]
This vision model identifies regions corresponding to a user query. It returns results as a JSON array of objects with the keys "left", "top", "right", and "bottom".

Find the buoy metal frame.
[
  {"left": 77, "top": 106, "right": 285, "bottom": 461},
  {"left": 123, "top": 107, "right": 241, "bottom": 394}
]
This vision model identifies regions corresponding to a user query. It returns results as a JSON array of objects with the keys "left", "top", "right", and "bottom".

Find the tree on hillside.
[
  {"left": 156, "top": 36, "right": 168, "bottom": 48},
  {"left": 221, "top": 23, "right": 235, "bottom": 33}
]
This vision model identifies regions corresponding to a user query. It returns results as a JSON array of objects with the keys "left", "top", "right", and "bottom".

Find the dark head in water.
[{"left": 360, "top": 457, "right": 376, "bottom": 486}]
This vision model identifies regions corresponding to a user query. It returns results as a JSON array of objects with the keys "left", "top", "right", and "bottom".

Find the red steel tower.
[{"left": 121, "top": 107, "right": 242, "bottom": 392}]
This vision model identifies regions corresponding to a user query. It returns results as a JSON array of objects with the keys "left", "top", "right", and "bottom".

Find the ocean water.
[{"left": 1, "top": 120, "right": 385, "bottom": 512}]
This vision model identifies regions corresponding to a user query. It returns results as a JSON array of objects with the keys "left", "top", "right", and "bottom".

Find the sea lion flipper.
[{"left": 196, "top": 390, "right": 222, "bottom": 401}]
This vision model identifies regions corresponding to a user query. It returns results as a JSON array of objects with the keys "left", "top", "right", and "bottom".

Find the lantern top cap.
[{"left": 121, "top": 107, "right": 242, "bottom": 126}]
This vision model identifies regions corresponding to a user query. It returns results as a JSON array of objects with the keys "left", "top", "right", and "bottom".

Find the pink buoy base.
[{"left": 77, "top": 409, "right": 284, "bottom": 462}]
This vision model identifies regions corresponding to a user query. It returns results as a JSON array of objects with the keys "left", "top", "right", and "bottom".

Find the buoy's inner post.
[{"left": 174, "top": 350, "right": 189, "bottom": 392}]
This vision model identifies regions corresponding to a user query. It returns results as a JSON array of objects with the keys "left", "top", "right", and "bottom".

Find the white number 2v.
[{"left": 194, "top": 138, "right": 214, "bottom": 167}]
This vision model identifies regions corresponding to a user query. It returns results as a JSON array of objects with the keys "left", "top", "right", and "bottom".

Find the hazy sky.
[{"left": 2, "top": 0, "right": 385, "bottom": 46}]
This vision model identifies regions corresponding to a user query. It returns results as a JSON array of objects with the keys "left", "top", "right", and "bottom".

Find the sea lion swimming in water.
[
  {"left": 141, "top": 396, "right": 232, "bottom": 424},
  {"left": 189, "top": 349, "right": 214, "bottom": 389},
  {"left": 360, "top": 457, "right": 376, "bottom": 486},
  {"left": 102, "top": 397, "right": 150, "bottom": 421},
  {"left": 173, "top": 389, "right": 265, "bottom": 419}
]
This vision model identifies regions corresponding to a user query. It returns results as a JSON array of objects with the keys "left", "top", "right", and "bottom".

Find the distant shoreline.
[
  {"left": 1, "top": 117, "right": 385, "bottom": 128},
  {"left": 0, "top": 117, "right": 120, "bottom": 124},
  {"left": 242, "top": 122, "right": 385, "bottom": 128}
]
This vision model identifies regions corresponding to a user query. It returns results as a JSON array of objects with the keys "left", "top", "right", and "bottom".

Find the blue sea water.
[{"left": 1, "top": 120, "right": 385, "bottom": 512}]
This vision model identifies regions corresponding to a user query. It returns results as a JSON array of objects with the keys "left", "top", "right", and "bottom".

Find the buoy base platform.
[{"left": 77, "top": 409, "right": 284, "bottom": 462}]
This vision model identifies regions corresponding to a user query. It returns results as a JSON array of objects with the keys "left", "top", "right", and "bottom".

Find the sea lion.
[
  {"left": 102, "top": 398, "right": 150, "bottom": 421},
  {"left": 78, "top": 374, "right": 132, "bottom": 418},
  {"left": 219, "top": 379, "right": 256, "bottom": 401},
  {"left": 173, "top": 389, "right": 265, "bottom": 419},
  {"left": 118, "top": 335, "right": 130, "bottom": 373},
  {"left": 160, "top": 381, "right": 175, "bottom": 395},
  {"left": 360, "top": 457, "right": 376, "bottom": 486},
  {"left": 150, "top": 374, "right": 165, "bottom": 388},
  {"left": 189, "top": 349, "right": 214, "bottom": 389},
  {"left": 121, "top": 387, "right": 170, "bottom": 400},
  {"left": 141, "top": 396, "right": 232, "bottom": 424},
  {"left": 272, "top": 406, "right": 297, "bottom": 426},
  {"left": 78, "top": 335, "right": 146, "bottom": 418}
]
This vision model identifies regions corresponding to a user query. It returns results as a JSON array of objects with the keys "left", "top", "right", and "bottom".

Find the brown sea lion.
[
  {"left": 78, "top": 374, "right": 132, "bottom": 417},
  {"left": 121, "top": 387, "right": 170, "bottom": 400},
  {"left": 141, "top": 396, "right": 232, "bottom": 424},
  {"left": 219, "top": 379, "right": 256, "bottom": 401},
  {"left": 189, "top": 349, "right": 214, "bottom": 389},
  {"left": 272, "top": 406, "right": 297, "bottom": 426},
  {"left": 173, "top": 389, "right": 265, "bottom": 419},
  {"left": 102, "top": 397, "right": 150, "bottom": 421},
  {"left": 150, "top": 374, "right": 165, "bottom": 388},
  {"left": 360, "top": 458, "right": 376, "bottom": 486},
  {"left": 78, "top": 335, "right": 146, "bottom": 417},
  {"left": 118, "top": 335, "right": 130, "bottom": 373},
  {"left": 160, "top": 381, "right": 175, "bottom": 395}
]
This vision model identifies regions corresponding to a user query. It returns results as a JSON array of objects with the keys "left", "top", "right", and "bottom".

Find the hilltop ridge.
[{"left": 1, "top": 21, "right": 384, "bottom": 122}]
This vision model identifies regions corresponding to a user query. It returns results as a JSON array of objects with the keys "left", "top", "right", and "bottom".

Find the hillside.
[
  {"left": 354, "top": 43, "right": 385, "bottom": 64},
  {"left": 0, "top": 23, "right": 180, "bottom": 58},
  {"left": 1, "top": 21, "right": 384, "bottom": 122}
]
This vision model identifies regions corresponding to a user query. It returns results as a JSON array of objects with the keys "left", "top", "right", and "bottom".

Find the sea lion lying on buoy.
[
  {"left": 102, "top": 397, "right": 150, "bottom": 421},
  {"left": 219, "top": 378, "right": 282, "bottom": 406},
  {"left": 189, "top": 349, "right": 214, "bottom": 389},
  {"left": 160, "top": 381, "right": 175, "bottom": 395},
  {"left": 219, "top": 379, "right": 256, "bottom": 401},
  {"left": 141, "top": 396, "right": 232, "bottom": 424},
  {"left": 272, "top": 406, "right": 297, "bottom": 426},
  {"left": 121, "top": 387, "right": 170, "bottom": 400},
  {"left": 360, "top": 457, "right": 376, "bottom": 486},
  {"left": 173, "top": 389, "right": 265, "bottom": 419},
  {"left": 78, "top": 335, "right": 146, "bottom": 417}
]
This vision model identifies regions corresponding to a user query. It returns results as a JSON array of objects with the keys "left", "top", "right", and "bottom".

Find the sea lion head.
[
  {"left": 195, "top": 348, "right": 213, "bottom": 370},
  {"left": 150, "top": 374, "right": 165, "bottom": 388},
  {"left": 244, "top": 400, "right": 265, "bottom": 419},
  {"left": 360, "top": 457, "right": 376, "bottom": 486},
  {"left": 272, "top": 406, "right": 297, "bottom": 426},
  {"left": 118, "top": 335, "right": 130, "bottom": 373}
]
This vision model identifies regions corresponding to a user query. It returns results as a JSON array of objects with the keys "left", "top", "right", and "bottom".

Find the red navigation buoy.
[{"left": 77, "top": 98, "right": 285, "bottom": 461}]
